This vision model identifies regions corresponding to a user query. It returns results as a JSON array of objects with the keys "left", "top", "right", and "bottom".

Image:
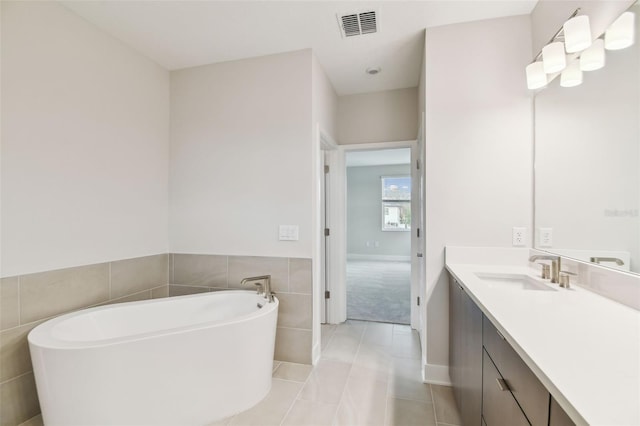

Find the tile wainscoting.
[
  {"left": 169, "top": 254, "right": 313, "bottom": 365},
  {"left": 0, "top": 253, "right": 313, "bottom": 425},
  {"left": 0, "top": 254, "right": 169, "bottom": 426}
]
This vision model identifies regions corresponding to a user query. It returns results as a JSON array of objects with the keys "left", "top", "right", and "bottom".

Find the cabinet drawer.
[
  {"left": 483, "top": 316, "right": 549, "bottom": 426},
  {"left": 482, "top": 349, "right": 529, "bottom": 426}
]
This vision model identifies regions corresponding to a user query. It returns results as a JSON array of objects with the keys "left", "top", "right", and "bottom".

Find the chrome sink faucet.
[
  {"left": 590, "top": 256, "right": 624, "bottom": 266},
  {"left": 240, "top": 275, "right": 275, "bottom": 302},
  {"left": 529, "top": 255, "right": 561, "bottom": 283}
]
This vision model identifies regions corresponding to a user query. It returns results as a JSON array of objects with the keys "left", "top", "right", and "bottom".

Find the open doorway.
[{"left": 345, "top": 148, "right": 412, "bottom": 324}]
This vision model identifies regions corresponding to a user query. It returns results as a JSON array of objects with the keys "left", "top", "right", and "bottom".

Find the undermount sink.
[{"left": 474, "top": 272, "right": 556, "bottom": 291}]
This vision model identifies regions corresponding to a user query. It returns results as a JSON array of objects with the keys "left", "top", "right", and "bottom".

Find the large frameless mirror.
[{"left": 534, "top": 2, "right": 640, "bottom": 274}]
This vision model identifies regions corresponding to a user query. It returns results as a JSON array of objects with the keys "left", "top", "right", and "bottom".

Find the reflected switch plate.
[
  {"left": 279, "top": 225, "right": 299, "bottom": 241},
  {"left": 539, "top": 227, "right": 553, "bottom": 247}
]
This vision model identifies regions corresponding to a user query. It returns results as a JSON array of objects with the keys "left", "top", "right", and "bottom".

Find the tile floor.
[{"left": 212, "top": 320, "right": 462, "bottom": 426}]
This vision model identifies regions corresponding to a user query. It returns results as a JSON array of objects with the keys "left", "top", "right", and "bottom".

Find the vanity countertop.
[{"left": 446, "top": 249, "right": 640, "bottom": 426}]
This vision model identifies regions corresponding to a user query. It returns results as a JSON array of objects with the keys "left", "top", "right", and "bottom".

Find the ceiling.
[
  {"left": 346, "top": 148, "right": 411, "bottom": 167},
  {"left": 60, "top": 0, "right": 537, "bottom": 95}
]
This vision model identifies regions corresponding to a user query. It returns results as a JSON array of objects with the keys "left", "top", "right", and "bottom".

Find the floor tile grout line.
[
  {"left": 327, "top": 321, "right": 368, "bottom": 426},
  {"left": 279, "top": 358, "right": 321, "bottom": 426},
  {"left": 429, "top": 383, "right": 438, "bottom": 425}
]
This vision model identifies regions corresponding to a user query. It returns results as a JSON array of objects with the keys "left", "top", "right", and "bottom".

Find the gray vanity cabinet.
[
  {"left": 482, "top": 349, "right": 529, "bottom": 426},
  {"left": 449, "top": 273, "right": 576, "bottom": 426},
  {"left": 483, "top": 316, "right": 549, "bottom": 426},
  {"left": 449, "top": 277, "right": 483, "bottom": 426}
]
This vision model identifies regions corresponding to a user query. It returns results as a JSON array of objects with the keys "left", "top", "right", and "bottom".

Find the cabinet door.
[
  {"left": 449, "top": 276, "right": 483, "bottom": 426},
  {"left": 482, "top": 350, "right": 530, "bottom": 426},
  {"left": 549, "top": 397, "right": 575, "bottom": 426},
  {"left": 461, "top": 286, "right": 483, "bottom": 426},
  {"left": 449, "top": 277, "right": 463, "bottom": 410},
  {"left": 483, "top": 316, "right": 549, "bottom": 426}
]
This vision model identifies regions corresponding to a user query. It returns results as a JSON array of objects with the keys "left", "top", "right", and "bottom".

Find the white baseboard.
[
  {"left": 422, "top": 363, "right": 451, "bottom": 386},
  {"left": 347, "top": 253, "right": 411, "bottom": 262}
]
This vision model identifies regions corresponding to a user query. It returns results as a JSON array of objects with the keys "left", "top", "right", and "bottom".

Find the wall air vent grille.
[{"left": 337, "top": 10, "right": 378, "bottom": 38}]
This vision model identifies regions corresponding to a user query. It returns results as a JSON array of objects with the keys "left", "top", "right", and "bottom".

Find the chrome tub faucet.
[{"left": 241, "top": 275, "right": 275, "bottom": 302}]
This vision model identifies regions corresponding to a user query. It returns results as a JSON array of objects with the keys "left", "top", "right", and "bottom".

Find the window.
[{"left": 381, "top": 176, "right": 411, "bottom": 231}]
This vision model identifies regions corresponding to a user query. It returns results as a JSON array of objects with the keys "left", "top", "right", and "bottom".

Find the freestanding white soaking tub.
[{"left": 28, "top": 290, "right": 278, "bottom": 426}]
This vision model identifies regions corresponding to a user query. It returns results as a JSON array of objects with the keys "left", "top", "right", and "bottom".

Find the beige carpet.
[{"left": 346, "top": 260, "right": 411, "bottom": 324}]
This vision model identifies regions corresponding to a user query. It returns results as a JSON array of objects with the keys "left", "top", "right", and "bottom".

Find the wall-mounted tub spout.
[
  {"left": 241, "top": 275, "right": 275, "bottom": 302},
  {"left": 590, "top": 257, "right": 625, "bottom": 266}
]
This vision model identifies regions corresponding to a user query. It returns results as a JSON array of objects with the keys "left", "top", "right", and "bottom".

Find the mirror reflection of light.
[{"left": 605, "top": 11, "right": 635, "bottom": 50}]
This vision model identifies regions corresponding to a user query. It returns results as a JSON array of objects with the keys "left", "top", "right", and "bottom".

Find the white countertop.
[{"left": 446, "top": 248, "right": 640, "bottom": 426}]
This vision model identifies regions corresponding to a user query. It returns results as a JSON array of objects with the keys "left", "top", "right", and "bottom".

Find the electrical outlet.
[
  {"left": 539, "top": 227, "right": 553, "bottom": 247},
  {"left": 512, "top": 227, "right": 526, "bottom": 246}
]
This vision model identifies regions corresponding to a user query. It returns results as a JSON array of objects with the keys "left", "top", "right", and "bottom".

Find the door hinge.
[
  {"left": 324, "top": 165, "right": 330, "bottom": 174},
  {"left": 417, "top": 252, "right": 423, "bottom": 258},
  {"left": 324, "top": 228, "right": 330, "bottom": 237},
  {"left": 325, "top": 290, "right": 331, "bottom": 299},
  {"left": 416, "top": 159, "right": 420, "bottom": 170},
  {"left": 417, "top": 228, "right": 420, "bottom": 238},
  {"left": 417, "top": 296, "right": 420, "bottom": 306}
]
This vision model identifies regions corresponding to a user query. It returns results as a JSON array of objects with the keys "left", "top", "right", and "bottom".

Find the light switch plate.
[{"left": 279, "top": 225, "right": 299, "bottom": 241}]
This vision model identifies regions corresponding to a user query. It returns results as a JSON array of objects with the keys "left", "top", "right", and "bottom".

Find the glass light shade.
[
  {"left": 563, "top": 15, "right": 592, "bottom": 53},
  {"left": 526, "top": 62, "right": 548, "bottom": 90},
  {"left": 560, "top": 60, "right": 583, "bottom": 87},
  {"left": 580, "top": 39, "right": 605, "bottom": 71},
  {"left": 542, "top": 42, "right": 567, "bottom": 73},
  {"left": 605, "top": 12, "right": 635, "bottom": 50}
]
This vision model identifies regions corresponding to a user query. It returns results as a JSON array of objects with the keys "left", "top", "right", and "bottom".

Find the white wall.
[
  {"left": 311, "top": 53, "right": 338, "bottom": 362},
  {"left": 1, "top": 1, "right": 170, "bottom": 277},
  {"left": 347, "top": 165, "right": 411, "bottom": 257},
  {"left": 169, "top": 50, "right": 314, "bottom": 258},
  {"left": 312, "top": 55, "right": 338, "bottom": 142},
  {"left": 338, "top": 88, "right": 418, "bottom": 144},
  {"left": 423, "top": 15, "right": 533, "bottom": 379}
]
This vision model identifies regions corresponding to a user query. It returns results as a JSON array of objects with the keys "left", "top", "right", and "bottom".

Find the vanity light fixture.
[
  {"left": 580, "top": 38, "right": 605, "bottom": 71},
  {"left": 526, "top": 8, "right": 635, "bottom": 90},
  {"left": 605, "top": 11, "right": 635, "bottom": 50},
  {"left": 542, "top": 42, "right": 567, "bottom": 73},
  {"left": 563, "top": 15, "right": 592, "bottom": 53},
  {"left": 560, "top": 60, "right": 583, "bottom": 87},
  {"left": 526, "top": 62, "right": 548, "bottom": 89}
]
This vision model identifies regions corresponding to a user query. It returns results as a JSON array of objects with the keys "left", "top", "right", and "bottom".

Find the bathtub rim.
[{"left": 28, "top": 290, "right": 279, "bottom": 350}]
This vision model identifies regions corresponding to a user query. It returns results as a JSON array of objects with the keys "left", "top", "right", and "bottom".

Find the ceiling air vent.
[{"left": 337, "top": 10, "right": 378, "bottom": 38}]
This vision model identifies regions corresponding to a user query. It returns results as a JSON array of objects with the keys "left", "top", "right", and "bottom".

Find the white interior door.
[
  {"left": 319, "top": 133, "right": 338, "bottom": 324},
  {"left": 413, "top": 115, "right": 426, "bottom": 333},
  {"left": 329, "top": 141, "right": 417, "bottom": 325}
]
